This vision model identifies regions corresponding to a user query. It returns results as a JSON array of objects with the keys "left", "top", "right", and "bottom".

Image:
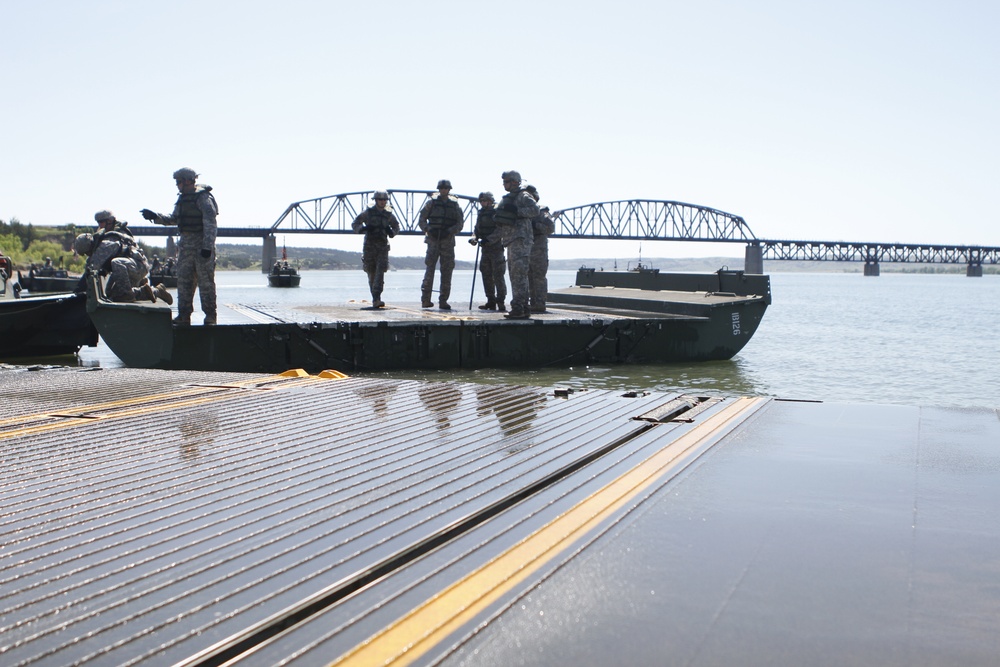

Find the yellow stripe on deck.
[{"left": 331, "top": 396, "right": 764, "bottom": 667}]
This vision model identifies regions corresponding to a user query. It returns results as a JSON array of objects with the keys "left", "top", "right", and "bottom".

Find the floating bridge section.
[{"left": 55, "top": 189, "right": 1000, "bottom": 275}]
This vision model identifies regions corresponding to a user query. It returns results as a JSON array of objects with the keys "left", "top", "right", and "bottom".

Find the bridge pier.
[
  {"left": 262, "top": 236, "right": 277, "bottom": 273},
  {"left": 863, "top": 260, "right": 880, "bottom": 277},
  {"left": 967, "top": 261, "right": 983, "bottom": 277},
  {"left": 744, "top": 243, "right": 764, "bottom": 274}
]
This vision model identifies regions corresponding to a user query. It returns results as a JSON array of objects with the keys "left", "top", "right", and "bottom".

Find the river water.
[{"left": 68, "top": 269, "right": 999, "bottom": 410}]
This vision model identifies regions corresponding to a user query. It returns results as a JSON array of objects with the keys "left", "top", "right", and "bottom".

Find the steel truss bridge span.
[
  {"left": 269, "top": 190, "right": 757, "bottom": 243},
  {"left": 756, "top": 240, "right": 1000, "bottom": 265}
]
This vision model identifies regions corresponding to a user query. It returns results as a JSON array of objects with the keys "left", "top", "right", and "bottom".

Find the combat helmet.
[
  {"left": 94, "top": 210, "right": 114, "bottom": 222},
  {"left": 173, "top": 167, "right": 199, "bottom": 181},
  {"left": 436, "top": 179, "right": 452, "bottom": 189},
  {"left": 501, "top": 170, "right": 521, "bottom": 183},
  {"left": 73, "top": 233, "right": 94, "bottom": 256}
]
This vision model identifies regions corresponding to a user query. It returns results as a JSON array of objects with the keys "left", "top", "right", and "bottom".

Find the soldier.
[
  {"left": 93, "top": 210, "right": 133, "bottom": 240},
  {"left": 495, "top": 170, "right": 539, "bottom": 320},
  {"left": 141, "top": 167, "right": 219, "bottom": 326},
  {"left": 74, "top": 232, "right": 172, "bottom": 304},
  {"left": 469, "top": 191, "right": 507, "bottom": 311},
  {"left": 418, "top": 179, "right": 464, "bottom": 310},
  {"left": 351, "top": 190, "right": 401, "bottom": 309},
  {"left": 524, "top": 185, "right": 555, "bottom": 314}
]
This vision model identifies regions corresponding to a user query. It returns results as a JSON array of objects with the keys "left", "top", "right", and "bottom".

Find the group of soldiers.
[
  {"left": 73, "top": 167, "right": 217, "bottom": 325},
  {"left": 353, "top": 170, "right": 554, "bottom": 320},
  {"left": 73, "top": 210, "right": 173, "bottom": 306},
  {"left": 75, "top": 167, "right": 553, "bottom": 325}
]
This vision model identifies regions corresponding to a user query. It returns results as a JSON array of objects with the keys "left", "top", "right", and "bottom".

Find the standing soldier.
[
  {"left": 418, "top": 179, "right": 464, "bottom": 310},
  {"left": 470, "top": 192, "right": 507, "bottom": 311},
  {"left": 351, "top": 190, "right": 400, "bottom": 309},
  {"left": 524, "top": 185, "right": 555, "bottom": 314},
  {"left": 495, "top": 170, "right": 539, "bottom": 320},
  {"left": 141, "top": 167, "right": 219, "bottom": 326}
]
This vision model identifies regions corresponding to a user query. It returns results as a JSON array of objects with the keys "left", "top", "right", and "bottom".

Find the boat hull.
[
  {"left": 0, "top": 291, "right": 99, "bottom": 358},
  {"left": 86, "top": 269, "right": 770, "bottom": 373},
  {"left": 268, "top": 273, "right": 301, "bottom": 287}
]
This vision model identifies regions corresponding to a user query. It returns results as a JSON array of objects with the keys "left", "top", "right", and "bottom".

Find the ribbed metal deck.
[
  {"left": 5, "top": 367, "right": 999, "bottom": 667},
  {"left": 2, "top": 367, "right": 752, "bottom": 666}
]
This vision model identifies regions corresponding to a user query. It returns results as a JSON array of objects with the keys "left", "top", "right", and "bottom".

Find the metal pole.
[{"left": 468, "top": 241, "right": 481, "bottom": 310}]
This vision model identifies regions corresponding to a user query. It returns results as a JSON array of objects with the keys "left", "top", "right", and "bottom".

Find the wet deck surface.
[{"left": 2, "top": 367, "right": 998, "bottom": 666}]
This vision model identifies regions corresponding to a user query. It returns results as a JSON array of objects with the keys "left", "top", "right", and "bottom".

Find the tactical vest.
[
  {"left": 494, "top": 193, "right": 521, "bottom": 226},
  {"left": 476, "top": 208, "right": 498, "bottom": 238},
  {"left": 426, "top": 197, "right": 461, "bottom": 233},
  {"left": 365, "top": 207, "right": 393, "bottom": 231},
  {"left": 173, "top": 186, "right": 215, "bottom": 233}
]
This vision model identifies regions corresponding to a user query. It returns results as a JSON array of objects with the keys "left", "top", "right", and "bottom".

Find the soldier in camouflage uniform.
[
  {"left": 495, "top": 170, "right": 539, "bottom": 320},
  {"left": 141, "top": 167, "right": 219, "bottom": 326},
  {"left": 352, "top": 190, "right": 401, "bottom": 308},
  {"left": 418, "top": 179, "right": 465, "bottom": 310},
  {"left": 470, "top": 191, "right": 507, "bottom": 311},
  {"left": 93, "top": 210, "right": 134, "bottom": 240},
  {"left": 74, "top": 232, "right": 172, "bottom": 304},
  {"left": 524, "top": 185, "right": 555, "bottom": 313}
]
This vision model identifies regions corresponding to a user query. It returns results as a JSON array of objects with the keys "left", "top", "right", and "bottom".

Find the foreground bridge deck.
[{"left": 2, "top": 366, "right": 998, "bottom": 666}]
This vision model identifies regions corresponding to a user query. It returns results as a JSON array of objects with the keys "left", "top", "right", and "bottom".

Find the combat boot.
[
  {"left": 497, "top": 302, "right": 507, "bottom": 312},
  {"left": 373, "top": 294, "right": 385, "bottom": 308},
  {"left": 439, "top": 302, "right": 452, "bottom": 311},
  {"left": 478, "top": 300, "right": 496, "bottom": 311},
  {"left": 140, "top": 284, "right": 156, "bottom": 302},
  {"left": 204, "top": 314, "right": 217, "bottom": 326},
  {"left": 154, "top": 284, "right": 173, "bottom": 305},
  {"left": 503, "top": 308, "right": 530, "bottom": 320},
  {"left": 529, "top": 305, "right": 547, "bottom": 314},
  {"left": 173, "top": 316, "right": 191, "bottom": 326},
  {"left": 421, "top": 296, "right": 433, "bottom": 308}
]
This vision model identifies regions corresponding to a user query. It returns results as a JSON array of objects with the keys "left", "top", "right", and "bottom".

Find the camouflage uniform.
[
  {"left": 495, "top": 188, "right": 539, "bottom": 317},
  {"left": 352, "top": 205, "right": 401, "bottom": 305},
  {"left": 528, "top": 206, "right": 555, "bottom": 312},
  {"left": 473, "top": 204, "right": 507, "bottom": 309},
  {"left": 84, "top": 231, "right": 151, "bottom": 303},
  {"left": 418, "top": 195, "right": 464, "bottom": 307},
  {"left": 149, "top": 185, "right": 218, "bottom": 323}
]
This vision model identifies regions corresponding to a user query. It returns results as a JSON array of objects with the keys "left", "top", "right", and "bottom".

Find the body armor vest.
[
  {"left": 174, "top": 186, "right": 215, "bottom": 233},
  {"left": 476, "top": 208, "right": 499, "bottom": 238},
  {"left": 495, "top": 193, "right": 521, "bottom": 225},
  {"left": 426, "top": 197, "right": 461, "bottom": 232}
]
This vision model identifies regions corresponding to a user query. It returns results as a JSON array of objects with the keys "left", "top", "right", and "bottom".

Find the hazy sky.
[{"left": 3, "top": 0, "right": 997, "bottom": 261}]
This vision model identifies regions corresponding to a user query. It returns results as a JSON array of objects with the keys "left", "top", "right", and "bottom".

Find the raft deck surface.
[{"left": 2, "top": 366, "right": 998, "bottom": 666}]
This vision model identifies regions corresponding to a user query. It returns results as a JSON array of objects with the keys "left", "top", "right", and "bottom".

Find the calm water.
[{"left": 66, "top": 269, "right": 999, "bottom": 409}]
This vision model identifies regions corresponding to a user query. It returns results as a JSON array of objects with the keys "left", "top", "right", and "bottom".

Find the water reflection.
[
  {"left": 418, "top": 382, "right": 462, "bottom": 431},
  {"left": 475, "top": 385, "right": 546, "bottom": 453},
  {"left": 354, "top": 382, "right": 399, "bottom": 419},
  {"left": 178, "top": 409, "right": 219, "bottom": 461}
]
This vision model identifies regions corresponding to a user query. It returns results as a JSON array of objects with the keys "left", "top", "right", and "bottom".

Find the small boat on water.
[
  {"left": 17, "top": 263, "right": 82, "bottom": 293},
  {"left": 149, "top": 258, "right": 178, "bottom": 288},
  {"left": 1, "top": 256, "right": 98, "bottom": 358},
  {"left": 268, "top": 246, "right": 301, "bottom": 287},
  {"left": 85, "top": 266, "right": 770, "bottom": 374}
]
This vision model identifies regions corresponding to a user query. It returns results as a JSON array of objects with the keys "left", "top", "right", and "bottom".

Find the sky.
[{"left": 2, "top": 0, "right": 998, "bottom": 262}]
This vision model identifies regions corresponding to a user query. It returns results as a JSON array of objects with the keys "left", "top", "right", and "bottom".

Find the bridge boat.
[
  {"left": 149, "top": 267, "right": 178, "bottom": 289},
  {"left": 85, "top": 267, "right": 770, "bottom": 374},
  {"left": 17, "top": 265, "right": 81, "bottom": 293},
  {"left": 267, "top": 263, "right": 301, "bottom": 288},
  {"left": 1, "top": 267, "right": 98, "bottom": 358}
]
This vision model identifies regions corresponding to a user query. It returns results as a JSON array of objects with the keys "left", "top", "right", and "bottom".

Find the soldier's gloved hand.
[
  {"left": 200, "top": 249, "right": 212, "bottom": 259},
  {"left": 387, "top": 229, "right": 395, "bottom": 238},
  {"left": 140, "top": 209, "right": 157, "bottom": 221},
  {"left": 468, "top": 237, "right": 478, "bottom": 246}
]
